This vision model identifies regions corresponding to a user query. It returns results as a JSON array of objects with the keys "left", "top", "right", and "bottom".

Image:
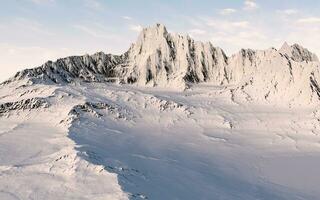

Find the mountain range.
[{"left": 4, "top": 24, "right": 320, "bottom": 106}]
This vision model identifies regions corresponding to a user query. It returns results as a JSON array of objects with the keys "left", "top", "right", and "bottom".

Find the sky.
[{"left": 1, "top": 0, "right": 320, "bottom": 82}]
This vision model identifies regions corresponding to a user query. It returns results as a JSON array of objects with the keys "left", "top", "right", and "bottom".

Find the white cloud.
[
  {"left": 297, "top": 17, "right": 320, "bottom": 24},
  {"left": 204, "top": 18, "right": 250, "bottom": 32},
  {"left": 74, "top": 24, "right": 101, "bottom": 37},
  {"left": 122, "top": 16, "right": 133, "bottom": 20},
  {"left": 73, "top": 23, "right": 123, "bottom": 40},
  {"left": 83, "top": 0, "right": 103, "bottom": 11},
  {"left": 30, "top": 0, "right": 54, "bottom": 4},
  {"left": 129, "top": 24, "right": 143, "bottom": 32},
  {"left": 15, "top": 18, "right": 54, "bottom": 36},
  {"left": 183, "top": 16, "right": 271, "bottom": 55},
  {"left": 243, "top": 0, "right": 258, "bottom": 10},
  {"left": 277, "top": 9, "right": 298, "bottom": 15},
  {"left": 231, "top": 21, "right": 250, "bottom": 28},
  {"left": 220, "top": 8, "right": 237, "bottom": 15},
  {"left": 188, "top": 29, "right": 207, "bottom": 35},
  {"left": 210, "top": 29, "right": 268, "bottom": 55}
]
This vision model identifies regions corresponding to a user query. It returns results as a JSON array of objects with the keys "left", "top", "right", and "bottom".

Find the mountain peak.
[
  {"left": 279, "top": 41, "right": 290, "bottom": 52},
  {"left": 279, "top": 42, "right": 319, "bottom": 62},
  {"left": 133, "top": 24, "right": 170, "bottom": 52},
  {"left": 140, "top": 23, "right": 168, "bottom": 38}
]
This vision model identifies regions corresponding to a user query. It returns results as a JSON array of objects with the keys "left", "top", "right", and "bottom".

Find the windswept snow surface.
[
  {"left": 0, "top": 82, "right": 128, "bottom": 200},
  {"left": 1, "top": 81, "right": 320, "bottom": 199}
]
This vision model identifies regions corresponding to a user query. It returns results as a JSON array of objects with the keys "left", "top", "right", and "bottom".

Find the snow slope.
[
  {"left": 0, "top": 82, "right": 128, "bottom": 200},
  {"left": 1, "top": 24, "right": 320, "bottom": 199},
  {"left": 1, "top": 80, "right": 320, "bottom": 199}
]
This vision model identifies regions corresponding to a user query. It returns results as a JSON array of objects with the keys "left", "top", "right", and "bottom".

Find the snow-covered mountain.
[
  {"left": 1, "top": 24, "right": 320, "bottom": 200},
  {"left": 4, "top": 24, "right": 320, "bottom": 106}
]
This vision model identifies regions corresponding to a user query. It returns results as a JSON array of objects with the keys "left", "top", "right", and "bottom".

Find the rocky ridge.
[{"left": 3, "top": 24, "right": 320, "bottom": 105}]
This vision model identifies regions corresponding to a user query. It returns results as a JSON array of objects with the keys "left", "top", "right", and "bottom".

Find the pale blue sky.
[{"left": 1, "top": 0, "right": 320, "bottom": 82}]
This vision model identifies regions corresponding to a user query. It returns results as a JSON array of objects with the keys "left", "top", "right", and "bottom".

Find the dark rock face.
[
  {"left": 290, "top": 44, "right": 319, "bottom": 62},
  {"left": 0, "top": 98, "right": 49, "bottom": 115},
  {"left": 279, "top": 42, "right": 319, "bottom": 63},
  {"left": 68, "top": 101, "right": 135, "bottom": 122},
  {"left": 4, "top": 52, "right": 127, "bottom": 85}
]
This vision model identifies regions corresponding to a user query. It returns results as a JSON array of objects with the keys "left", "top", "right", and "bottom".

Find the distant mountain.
[{"left": 3, "top": 23, "right": 320, "bottom": 105}]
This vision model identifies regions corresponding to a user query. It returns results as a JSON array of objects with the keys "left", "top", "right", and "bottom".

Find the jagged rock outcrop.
[
  {"left": 0, "top": 98, "right": 49, "bottom": 115},
  {"left": 3, "top": 24, "right": 229, "bottom": 89},
  {"left": 123, "top": 24, "right": 228, "bottom": 88},
  {"left": 229, "top": 47, "right": 320, "bottom": 105},
  {"left": 3, "top": 53, "right": 126, "bottom": 85},
  {"left": 279, "top": 42, "right": 319, "bottom": 62},
  {"left": 2, "top": 24, "right": 320, "bottom": 105},
  {"left": 66, "top": 101, "right": 135, "bottom": 123}
]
